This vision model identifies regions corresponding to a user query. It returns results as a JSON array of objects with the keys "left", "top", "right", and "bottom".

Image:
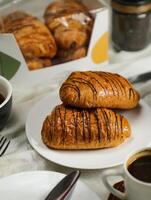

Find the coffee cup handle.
[{"left": 102, "top": 168, "right": 127, "bottom": 200}]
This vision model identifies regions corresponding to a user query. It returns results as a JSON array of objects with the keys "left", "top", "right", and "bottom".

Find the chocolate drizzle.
[
  {"left": 83, "top": 72, "right": 107, "bottom": 95},
  {"left": 63, "top": 107, "right": 67, "bottom": 144},
  {"left": 85, "top": 110, "right": 92, "bottom": 142},
  {"left": 100, "top": 73, "right": 118, "bottom": 97},
  {"left": 62, "top": 83, "right": 81, "bottom": 99},
  {"left": 120, "top": 115, "right": 123, "bottom": 136},
  {"left": 47, "top": 116, "right": 53, "bottom": 142},
  {"left": 72, "top": 77, "right": 97, "bottom": 101},
  {"left": 104, "top": 72, "right": 125, "bottom": 96},
  {"left": 58, "top": 107, "right": 65, "bottom": 144},
  {"left": 72, "top": 109, "right": 78, "bottom": 142},
  {"left": 102, "top": 109, "right": 111, "bottom": 141},
  {"left": 115, "top": 113, "right": 119, "bottom": 140},
  {"left": 94, "top": 109, "right": 101, "bottom": 143}
]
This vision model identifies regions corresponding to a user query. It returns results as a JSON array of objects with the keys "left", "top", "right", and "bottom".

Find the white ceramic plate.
[
  {"left": 26, "top": 91, "right": 151, "bottom": 169},
  {"left": 0, "top": 171, "right": 100, "bottom": 200}
]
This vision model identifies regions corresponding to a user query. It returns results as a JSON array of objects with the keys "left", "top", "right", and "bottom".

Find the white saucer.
[{"left": 0, "top": 171, "right": 100, "bottom": 200}]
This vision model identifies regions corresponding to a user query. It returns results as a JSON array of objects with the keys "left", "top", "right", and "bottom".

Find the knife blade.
[
  {"left": 45, "top": 170, "right": 81, "bottom": 200},
  {"left": 128, "top": 71, "right": 151, "bottom": 84}
]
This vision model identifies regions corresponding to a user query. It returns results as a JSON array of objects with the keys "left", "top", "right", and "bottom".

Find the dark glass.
[
  {"left": 128, "top": 155, "right": 151, "bottom": 183},
  {"left": 0, "top": 93, "right": 4, "bottom": 104},
  {"left": 112, "top": 11, "right": 151, "bottom": 51},
  {"left": 113, "top": 0, "right": 151, "bottom": 6},
  {"left": 112, "top": 0, "right": 151, "bottom": 51}
]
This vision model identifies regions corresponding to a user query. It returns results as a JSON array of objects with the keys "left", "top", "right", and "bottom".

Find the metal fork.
[{"left": 0, "top": 136, "right": 10, "bottom": 157}]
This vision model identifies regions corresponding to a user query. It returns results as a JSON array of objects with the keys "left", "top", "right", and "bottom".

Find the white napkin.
[{"left": 1, "top": 44, "right": 151, "bottom": 199}]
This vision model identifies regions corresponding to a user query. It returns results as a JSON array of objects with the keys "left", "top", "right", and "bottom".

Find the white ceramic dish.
[
  {"left": 0, "top": 171, "right": 100, "bottom": 200},
  {"left": 26, "top": 91, "right": 151, "bottom": 169}
]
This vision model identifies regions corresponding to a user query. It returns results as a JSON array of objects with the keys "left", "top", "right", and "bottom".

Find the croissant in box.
[
  {"left": 60, "top": 71, "right": 140, "bottom": 109},
  {"left": 44, "top": 0, "right": 93, "bottom": 61},
  {"left": 3, "top": 11, "right": 57, "bottom": 70},
  {"left": 56, "top": 47, "right": 87, "bottom": 62},
  {"left": 25, "top": 55, "right": 52, "bottom": 70},
  {"left": 41, "top": 104, "right": 131, "bottom": 150}
]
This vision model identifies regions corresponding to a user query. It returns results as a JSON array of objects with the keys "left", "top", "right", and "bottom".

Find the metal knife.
[
  {"left": 45, "top": 170, "right": 81, "bottom": 200},
  {"left": 128, "top": 71, "right": 151, "bottom": 84}
]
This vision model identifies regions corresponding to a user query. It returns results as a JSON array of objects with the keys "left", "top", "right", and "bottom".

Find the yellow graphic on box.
[{"left": 92, "top": 32, "right": 109, "bottom": 64}]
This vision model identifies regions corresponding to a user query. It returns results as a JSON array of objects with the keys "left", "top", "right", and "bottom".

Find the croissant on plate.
[
  {"left": 41, "top": 104, "right": 131, "bottom": 150},
  {"left": 60, "top": 71, "right": 140, "bottom": 109},
  {"left": 44, "top": 0, "right": 93, "bottom": 61},
  {"left": 3, "top": 11, "right": 57, "bottom": 70}
]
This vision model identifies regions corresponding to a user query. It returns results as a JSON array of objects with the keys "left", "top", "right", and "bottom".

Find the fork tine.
[
  {"left": 0, "top": 136, "right": 4, "bottom": 144},
  {"left": 0, "top": 136, "right": 10, "bottom": 156},
  {"left": 0, "top": 140, "right": 10, "bottom": 157},
  {"left": 0, "top": 137, "right": 7, "bottom": 150}
]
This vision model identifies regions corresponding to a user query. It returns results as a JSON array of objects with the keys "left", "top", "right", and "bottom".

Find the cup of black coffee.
[
  {"left": 0, "top": 75, "right": 12, "bottom": 131},
  {"left": 102, "top": 147, "right": 151, "bottom": 200}
]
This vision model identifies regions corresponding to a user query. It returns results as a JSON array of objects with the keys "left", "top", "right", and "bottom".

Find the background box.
[{"left": 0, "top": 0, "right": 109, "bottom": 87}]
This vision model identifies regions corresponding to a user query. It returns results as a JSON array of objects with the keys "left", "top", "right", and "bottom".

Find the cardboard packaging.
[{"left": 0, "top": 0, "right": 109, "bottom": 87}]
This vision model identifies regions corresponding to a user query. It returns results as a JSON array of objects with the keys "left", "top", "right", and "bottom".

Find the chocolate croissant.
[
  {"left": 44, "top": 0, "right": 93, "bottom": 34},
  {"left": 25, "top": 55, "right": 52, "bottom": 71},
  {"left": 3, "top": 11, "right": 57, "bottom": 69},
  {"left": 41, "top": 104, "right": 131, "bottom": 150},
  {"left": 60, "top": 71, "right": 140, "bottom": 109},
  {"left": 57, "top": 47, "right": 87, "bottom": 62},
  {"left": 53, "top": 24, "right": 90, "bottom": 50},
  {"left": 44, "top": 0, "right": 93, "bottom": 60}
]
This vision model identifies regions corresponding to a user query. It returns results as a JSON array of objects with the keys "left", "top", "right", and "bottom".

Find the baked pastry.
[
  {"left": 3, "top": 11, "right": 57, "bottom": 58},
  {"left": 60, "top": 71, "right": 140, "bottom": 109},
  {"left": 44, "top": 0, "right": 93, "bottom": 61},
  {"left": 57, "top": 47, "right": 87, "bottom": 62},
  {"left": 44, "top": 0, "right": 93, "bottom": 49},
  {"left": 51, "top": 18, "right": 91, "bottom": 49},
  {"left": 25, "top": 56, "right": 52, "bottom": 71},
  {"left": 41, "top": 104, "right": 131, "bottom": 150},
  {"left": 44, "top": 0, "right": 89, "bottom": 17},
  {"left": 3, "top": 11, "right": 57, "bottom": 69}
]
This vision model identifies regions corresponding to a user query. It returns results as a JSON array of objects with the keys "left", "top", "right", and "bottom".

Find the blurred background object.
[{"left": 111, "top": 0, "right": 151, "bottom": 51}]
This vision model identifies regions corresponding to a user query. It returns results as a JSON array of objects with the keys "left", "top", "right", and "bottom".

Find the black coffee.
[
  {"left": 0, "top": 93, "right": 4, "bottom": 104},
  {"left": 128, "top": 155, "right": 151, "bottom": 183}
]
